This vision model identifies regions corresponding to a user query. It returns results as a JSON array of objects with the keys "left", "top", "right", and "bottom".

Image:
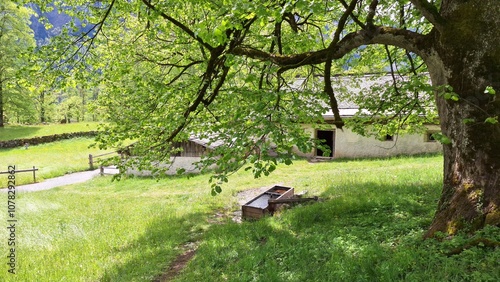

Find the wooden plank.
[
  {"left": 0, "top": 168, "right": 38, "bottom": 174},
  {"left": 268, "top": 197, "right": 318, "bottom": 204}
]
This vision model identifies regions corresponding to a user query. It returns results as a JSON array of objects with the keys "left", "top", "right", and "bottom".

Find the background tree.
[
  {"left": 55, "top": 77, "right": 89, "bottom": 123},
  {"left": 26, "top": 47, "right": 60, "bottom": 123},
  {"left": 28, "top": 0, "right": 499, "bottom": 237},
  {"left": 0, "top": 1, "right": 36, "bottom": 126},
  {"left": 25, "top": 35, "right": 102, "bottom": 124},
  {"left": 33, "top": 83, "right": 55, "bottom": 123}
]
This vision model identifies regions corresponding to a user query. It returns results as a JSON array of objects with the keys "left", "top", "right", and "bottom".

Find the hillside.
[{"left": 28, "top": 3, "right": 92, "bottom": 45}]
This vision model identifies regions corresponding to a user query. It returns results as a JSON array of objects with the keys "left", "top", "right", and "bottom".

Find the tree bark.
[
  {"left": 40, "top": 91, "right": 46, "bottom": 123},
  {"left": 424, "top": 0, "right": 500, "bottom": 237}
]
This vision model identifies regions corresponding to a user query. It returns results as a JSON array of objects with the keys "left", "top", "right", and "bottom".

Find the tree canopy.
[
  {"left": 0, "top": 1, "right": 36, "bottom": 126},
  {"left": 25, "top": 0, "right": 500, "bottom": 237}
]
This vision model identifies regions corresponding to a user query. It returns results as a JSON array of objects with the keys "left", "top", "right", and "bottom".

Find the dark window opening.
[
  {"left": 426, "top": 132, "right": 437, "bottom": 142},
  {"left": 316, "top": 130, "right": 335, "bottom": 157}
]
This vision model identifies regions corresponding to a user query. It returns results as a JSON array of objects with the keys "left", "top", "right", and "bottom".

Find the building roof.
[
  {"left": 291, "top": 73, "right": 430, "bottom": 119},
  {"left": 187, "top": 73, "right": 432, "bottom": 150},
  {"left": 188, "top": 136, "right": 225, "bottom": 150}
]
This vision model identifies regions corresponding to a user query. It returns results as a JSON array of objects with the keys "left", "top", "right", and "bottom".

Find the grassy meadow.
[
  {"left": 0, "top": 138, "right": 115, "bottom": 187},
  {"left": 0, "top": 125, "right": 498, "bottom": 281},
  {"left": 0, "top": 154, "right": 498, "bottom": 281},
  {"left": 0, "top": 122, "right": 100, "bottom": 141},
  {"left": 0, "top": 122, "right": 118, "bottom": 187}
]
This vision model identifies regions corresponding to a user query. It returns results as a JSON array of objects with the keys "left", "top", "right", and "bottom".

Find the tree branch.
[
  {"left": 332, "top": 0, "right": 359, "bottom": 44},
  {"left": 47, "top": 0, "right": 116, "bottom": 69},
  {"left": 409, "top": 0, "right": 445, "bottom": 31},
  {"left": 160, "top": 15, "right": 255, "bottom": 144},
  {"left": 366, "top": 0, "right": 379, "bottom": 29},
  {"left": 231, "top": 26, "right": 427, "bottom": 68},
  {"left": 140, "top": 0, "right": 214, "bottom": 51},
  {"left": 338, "top": 0, "right": 366, "bottom": 29},
  {"left": 324, "top": 57, "right": 344, "bottom": 129}
]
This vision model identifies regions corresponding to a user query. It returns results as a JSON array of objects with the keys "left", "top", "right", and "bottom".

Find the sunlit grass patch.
[
  {"left": 0, "top": 175, "right": 223, "bottom": 281},
  {"left": 0, "top": 138, "right": 114, "bottom": 187},
  {"left": 2, "top": 154, "right": 494, "bottom": 281},
  {"left": 0, "top": 122, "right": 101, "bottom": 141}
]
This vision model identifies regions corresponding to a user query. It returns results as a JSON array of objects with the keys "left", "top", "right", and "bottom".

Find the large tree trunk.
[{"left": 424, "top": 0, "right": 500, "bottom": 237}]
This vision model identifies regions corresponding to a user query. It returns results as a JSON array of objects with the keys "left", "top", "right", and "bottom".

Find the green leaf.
[
  {"left": 214, "top": 28, "right": 223, "bottom": 38},
  {"left": 462, "top": 118, "right": 475, "bottom": 124},
  {"left": 443, "top": 92, "right": 459, "bottom": 101},
  {"left": 484, "top": 117, "right": 499, "bottom": 124},
  {"left": 243, "top": 12, "right": 256, "bottom": 20},
  {"left": 432, "top": 133, "right": 452, "bottom": 145},
  {"left": 484, "top": 86, "right": 496, "bottom": 95},
  {"left": 268, "top": 164, "right": 276, "bottom": 173},
  {"left": 215, "top": 185, "right": 222, "bottom": 193}
]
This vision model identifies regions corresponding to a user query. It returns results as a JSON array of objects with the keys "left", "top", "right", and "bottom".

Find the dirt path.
[
  {"left": 0, "top": 166, "right": 119, "bottom": 192},
  {"left": 3, "top": 167, "right": 278, "bottom": 281},
  {"left": 153, "top": 246, "right": 197, "bottom": 282},
  {"left": 153, "top": 185, "right": 276, "bottom": 281}
]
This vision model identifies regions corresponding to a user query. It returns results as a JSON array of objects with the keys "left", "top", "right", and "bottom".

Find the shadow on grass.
[
  {"left": 312, "top": 180, "right": 442, "bottom": 230},
  {"left": 98, "top": 211, "right": 209, "bottom": 282},
  {"left": 174, "top": 181, "right": 446, "bottom": 281},
  {"left": 327, "top": 152, "right": 443, "bottom": 163}
]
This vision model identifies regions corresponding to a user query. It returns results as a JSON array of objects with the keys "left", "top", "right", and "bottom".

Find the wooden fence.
[
  {"left": 88, "top": 152, "right": 121, "bottom": 175},
  {"left": 0, "top": 166, "right": 39, "bottom": 182}
]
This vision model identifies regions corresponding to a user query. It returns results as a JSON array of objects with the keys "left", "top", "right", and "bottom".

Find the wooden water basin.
[{"left": 242, "top": 185, "right": 294, "bottom": 220}]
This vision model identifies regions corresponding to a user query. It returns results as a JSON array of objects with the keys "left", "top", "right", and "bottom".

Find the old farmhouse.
[
  {"left": 163, "top": 73, "right": 442, "bottom": 174},
  {"left": 294, "top": 73, "right": 442, "bottom": 159},
  {"left": 299, "top": 106, "right": 442, "bottom": 159}
]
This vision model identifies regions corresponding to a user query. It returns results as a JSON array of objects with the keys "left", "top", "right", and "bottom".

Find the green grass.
[
  {"left": 0, "top": 122, "right": 101, "bottom": 141},
  {"left": 0, "top": 155, "right": 498, "bottom": 281},
  {"left": 0, "top": 175, "right": 223, "bottom": 281},
  {"left": 0, "top": 138, "right": 115, "bottom": 187},
  {"left": 176, "top": 157, "right": 500, "bottom": 282}
]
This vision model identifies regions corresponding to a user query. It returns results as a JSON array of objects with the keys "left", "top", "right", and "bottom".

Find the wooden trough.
[{"left": 242, "top": 185, "right": 294, "bottom": 220}]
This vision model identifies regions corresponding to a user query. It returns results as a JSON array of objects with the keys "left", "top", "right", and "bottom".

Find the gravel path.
[{"left": 0, "top": 166, "right": 120, "bottom": 192}]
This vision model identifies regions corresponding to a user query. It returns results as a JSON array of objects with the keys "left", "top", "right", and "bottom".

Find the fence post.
[
  {"left": 33, "top": 166, "right": 36, "bottom": 183},
  {"left": 89, "top": 154, "right": 94, "bottom": 170}
]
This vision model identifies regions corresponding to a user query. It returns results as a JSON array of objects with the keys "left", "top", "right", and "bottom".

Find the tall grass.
[
  {"left": 0, "top": 175, "right": 223, "bottom": 281},
  {"left": 0, "top": 155, "right": 498, "bottom": 281},
  {"left": 176, "top": 156, "right": 500, "bottom": 282}
]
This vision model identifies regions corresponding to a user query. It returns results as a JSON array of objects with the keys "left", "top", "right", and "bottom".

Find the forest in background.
[{"left": 0, "top": 2, "right": 103, "bottom": 125}]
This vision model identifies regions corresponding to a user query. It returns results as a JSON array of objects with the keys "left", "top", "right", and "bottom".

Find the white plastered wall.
[{"left": 296, "top": 124, "right": 442, "bottom": 158}]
